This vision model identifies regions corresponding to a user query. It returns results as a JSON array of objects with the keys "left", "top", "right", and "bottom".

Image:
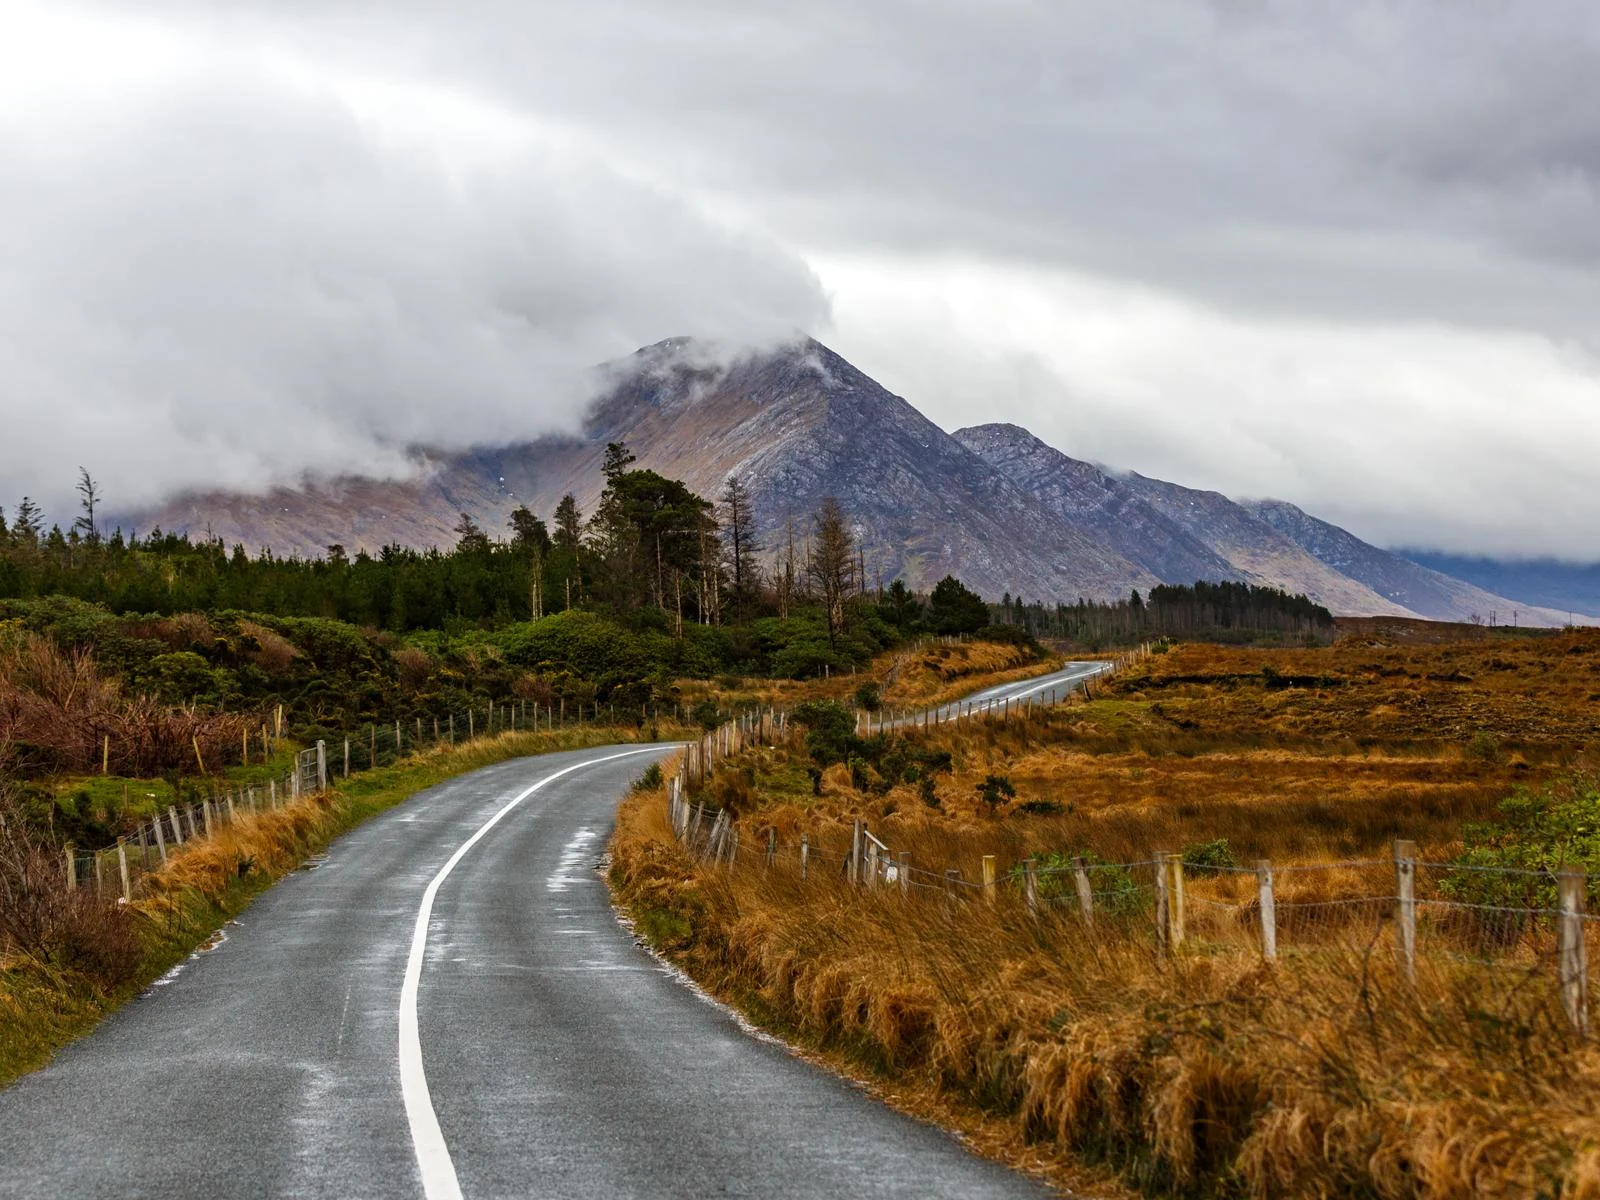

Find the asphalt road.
[
  {"left": 0, "top": 667, "right": 1105, "bottom": 1199},
  {"left": 888, "top": 659, "right": 1112, "bottom": 728}
]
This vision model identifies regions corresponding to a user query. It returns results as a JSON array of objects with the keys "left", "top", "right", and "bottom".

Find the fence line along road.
[
  {"left": 666, "top": 645, "right": 1594, "bottom": 1038},
  {"left": 58, "top": 694, "right": 691, "bottom": 905}
]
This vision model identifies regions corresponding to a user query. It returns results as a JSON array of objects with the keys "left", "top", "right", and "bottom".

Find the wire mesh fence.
[{"left": 665, "top": 782, "right": 1597, "bottom": 1035}]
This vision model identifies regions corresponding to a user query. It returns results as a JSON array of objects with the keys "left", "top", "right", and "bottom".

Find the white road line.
[{"left": 398, "top": 745, "right": 666, "bottom": 1200}]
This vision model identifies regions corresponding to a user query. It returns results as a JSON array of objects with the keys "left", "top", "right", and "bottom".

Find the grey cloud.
[
  {"left": 8, "top": 0, "right": 1600, "bottom": 560},
  {"left": 0, "top": 26, "right": 825, "bottom": 520}
]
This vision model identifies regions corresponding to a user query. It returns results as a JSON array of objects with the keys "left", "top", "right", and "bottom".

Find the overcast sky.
[{"left": 3, "top": 1, "right": 1598, "bottom": 559}]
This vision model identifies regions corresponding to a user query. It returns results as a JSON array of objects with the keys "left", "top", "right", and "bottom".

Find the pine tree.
[
  {"left": 12, "top": 497, "right": 42, "bottom": 545},
  {"left": 74, "top": 469, "right": 102, "bottom": 546},
  {"left": 719, "top": 475, "right": 761, "bottom": 618}
]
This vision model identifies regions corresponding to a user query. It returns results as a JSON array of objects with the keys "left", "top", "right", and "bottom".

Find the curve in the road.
[{"left": 0, "top": 664, "right": 1106, "bottom": 1199}]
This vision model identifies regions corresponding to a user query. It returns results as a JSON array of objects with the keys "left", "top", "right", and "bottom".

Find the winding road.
[{"left": 0, "top": 665, "right": 1108, "bottom": 1198}]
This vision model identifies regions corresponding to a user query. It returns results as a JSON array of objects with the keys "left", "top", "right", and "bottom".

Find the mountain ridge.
[{"left": 120, "top": 336, "right": 1580, "bottom": 624}]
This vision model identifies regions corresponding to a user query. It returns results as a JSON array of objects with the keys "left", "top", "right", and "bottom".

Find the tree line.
[
  {"left": 0, "top": 458, "right": 999, "bottom": 648},
  {"left": 994, "top": 580, "right": 1336, "bottom": 647}
]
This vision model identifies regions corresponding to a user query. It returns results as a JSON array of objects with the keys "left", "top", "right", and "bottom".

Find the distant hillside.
[
  {"left": 119, "top": 335, "right": 1575, "bottom": 622},
  {"left": 1396, "top": 552, "right": 1600, "bottom": 620}
]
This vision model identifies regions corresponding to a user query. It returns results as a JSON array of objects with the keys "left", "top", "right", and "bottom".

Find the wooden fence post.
[
  {"left": 203, "top": 799, "right": 215, "bottom": 839},
  {"left": 1257, "top": 859, "right": 1277, "bottom": 962},
  {"left": 867, "top": 841, "right": 879, "bottom": 888},
  {"left": 1558, "top": 869, "right": 1589, "bottom": 1036},
  {"left": 226, "top": 792, "right": 237, "bottom": 825},
  {"left": 137, "top": 824, "right": 149, "bottom": 868},
  {"left": 168, "top": 805, "right": 183, "bottom": 845},
  {"left": 1024, "top": 857, "right": 1039, "bottom": 917},
  {"left": 117, "top": 839, "right": 131, "bottom": 903},
  {"left": 94, "top": 851, "right": 105, "bottom": 898},
  {"left": 851, "top": 820, "right": 864, "bottom": 887},
  {"left": 317, "top": 740, "right": 327, "bottom": 791},
  {"left": 153, "top": 816, "right": 167, "bottom": 863},
  {"left": 800, "top": 834, "right": 809, "bottom": 881},
  {"left": 1073, "top": 856, "right": 1094, "bottom": 927},
  {"left": 982, "top": 855, "right": 997, "bottom": 905},
  {"left": 1154, "top": 850, "right": 1171, "bottom": 954},
  {"left": 899, "top": 852, "right": 910, "bottom": 897},
  {"left": 1394, "top": 839, "right": 1417, "bottom": 982},
  {"left": 766, "top": 828, "right": 776, "bottom": 870},
  {"left": 64, "top": 844, "right": 77, "bottom": 890},
  {"left": 1168, "top": 853, "right": 1186, "bottom": 948},
  {"left": 944, "top": 868, "right": 960, "bottom": 908}
]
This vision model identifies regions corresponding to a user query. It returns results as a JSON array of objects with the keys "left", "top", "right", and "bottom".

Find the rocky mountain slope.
[
  {"left": 953, "top": 425, "right": 1413, "bottom": 617},
  {"left": 124, "top": 336, "right": 1576, "bottom": 621}
]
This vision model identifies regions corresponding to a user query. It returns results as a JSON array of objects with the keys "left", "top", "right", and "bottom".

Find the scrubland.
[{"left": 610, "top": 628, "right": 1600, "bottom": 1197}]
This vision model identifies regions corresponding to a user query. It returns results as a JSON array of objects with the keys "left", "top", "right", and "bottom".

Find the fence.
[
  {"left": 58, "top": 694, "right": 687, "bottom": 906},
  {"left": 666, "top": 805, "right": 1596, "bottom": 1035},
  {"left": 663, "top": 645, "right": 1595, "bottom": 1037}
]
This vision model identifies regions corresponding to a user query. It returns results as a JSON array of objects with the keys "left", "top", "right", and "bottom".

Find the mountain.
[
  {"left": 1242, "top": 501, "right": 1584, "bottom": 627},
  {"left": 122, "top": 335, "right": 1577, "bottom": 623},
  {"left": 128, "top": 338, "right": 1157, "bottom": 602},
  {"left": 1394, "top": 551, "right": 1600, "bottom": 620},
  {"left": 953, "top": 424, "right": 1415, "bottom": 617}
]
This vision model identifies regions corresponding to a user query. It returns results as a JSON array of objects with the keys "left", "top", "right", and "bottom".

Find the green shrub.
[
  {"left": 1441, "top": 777, "right": 1600, "bottom": 909},
  {"left": 1182, "top": 837, "right": 1239, "bottom": 876},
  {"left": 1016, "top": 798, "right": 1065, "bottom": 816},
  {"left": 792, "top": 699, "right": 857, "bottom": 767},
  {"left": 1026, "top": 851, "right": 1149, "bottom": 916},
  {"left": 976, "top": 774, "right": 1016, "bottom": 812}
]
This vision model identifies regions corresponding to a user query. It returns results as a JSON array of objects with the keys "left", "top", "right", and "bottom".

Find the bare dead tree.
[{"left": 806, "top": 497, "right": 855, "bottom": 643}]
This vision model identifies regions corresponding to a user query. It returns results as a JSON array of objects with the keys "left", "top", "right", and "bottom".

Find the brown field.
[
  {"left": 610, "top": 630, "right": 1600, "bottom": 1198},
  {"left": 673, "top": 637, "right": 1055, "bottom": 714}
]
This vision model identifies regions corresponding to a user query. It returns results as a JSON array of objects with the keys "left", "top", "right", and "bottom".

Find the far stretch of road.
[
  {"left": 0, "top": 664, "right": 1109, "bottom": 1199},
  {"left": 888, "top": 659, "right": 1113, "bottom": 729}
]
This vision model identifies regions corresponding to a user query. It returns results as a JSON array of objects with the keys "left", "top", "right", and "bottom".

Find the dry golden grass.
[
  {"left": 672, "top": 639, "right": 1056, "bottom": 714},
  {"left": 609, "top": 632, "right": 1600, "bottom": 1197}
]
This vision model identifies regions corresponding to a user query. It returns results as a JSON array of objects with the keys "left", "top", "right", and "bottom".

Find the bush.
[
  {"left": 630, "top": 762, "right": 663, "bottom": 793},
  {"left": 1029, "top": 850, "right": 1148, "bottom": 916},
  {"left": 0, "top": 798, "right": 140, "bottom": 986},
  {"left": 854, "top": 682, "right": 881, "bottom": 712},
  {"left": 1441, "top": 777, "right": 1600, "bottom": 909},
  {"left": 976, "top": 774, "right": 1016, "bottom": 812},
  {"left": 792, "top": 699, "right": 857, "bottom": 767},
  {"left": 1182, "top": 837, "right": 1239, "bottom": 876},
  {"left": 1016, "top": 798, "right": 1065, "bottom": 816}
]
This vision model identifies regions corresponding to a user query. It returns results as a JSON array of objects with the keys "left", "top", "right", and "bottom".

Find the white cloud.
[
  {"left": 2, "top": 0, "right": 1598, "bottom": 563},
  {"left": 0, "top": 4, "right": 825, "bottom": 520}
]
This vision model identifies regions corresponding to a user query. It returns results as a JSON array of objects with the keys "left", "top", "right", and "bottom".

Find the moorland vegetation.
[{"left": 612, "top": 627, "right": 1600, "bottom": 1197}]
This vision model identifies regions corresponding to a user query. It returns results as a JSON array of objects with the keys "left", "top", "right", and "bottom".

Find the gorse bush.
[
  {"left": 975, "top": 774, "right": 1015, "bottom": 812},
  {"left": 1441, "top": 775, "right": 1600, "bottom": 909},
  {"left": 1182, "top": 837, "right": 1238, "bottom": 876},
  {"left": 1029, "top": 850, "right": 1148, "bottom": 916}
]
